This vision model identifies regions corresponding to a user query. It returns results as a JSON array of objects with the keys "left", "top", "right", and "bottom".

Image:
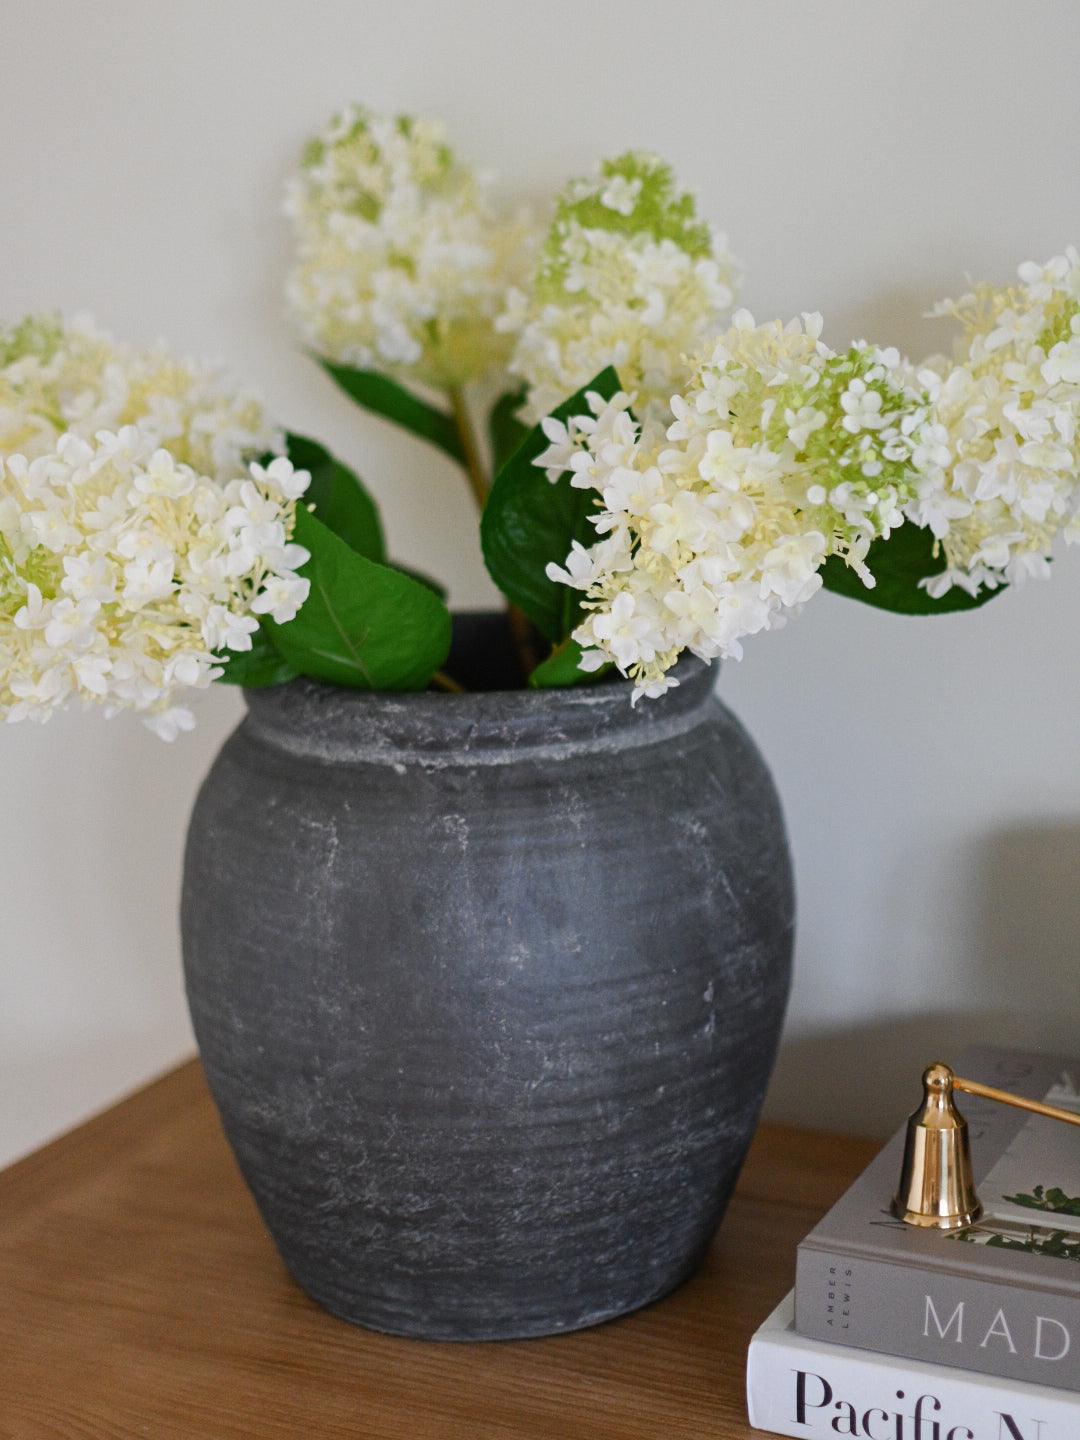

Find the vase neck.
[{"left": 242, "top": 660, "right": 716, "bottom": 768}]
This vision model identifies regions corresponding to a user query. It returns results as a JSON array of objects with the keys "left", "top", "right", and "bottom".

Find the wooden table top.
[{"left": 0, "top": 1060, "right": 875, "bottom": 1440}]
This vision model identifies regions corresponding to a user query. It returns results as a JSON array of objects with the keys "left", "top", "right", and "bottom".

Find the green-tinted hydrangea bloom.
[
  {"left": 286, "top": 104, "right": 534, "bottom": 388},
  {"left": 503, "top": 151, "right": 738, "bottom": 424}
]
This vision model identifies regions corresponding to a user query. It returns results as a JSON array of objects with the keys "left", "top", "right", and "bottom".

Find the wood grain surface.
[{"left": 0, "top": 1061, "right": 875, "bottom": 1439}]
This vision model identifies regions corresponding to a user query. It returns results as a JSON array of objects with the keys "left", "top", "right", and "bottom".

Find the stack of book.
[{"left": 747, "top": 1047, "right": 1080, "bottom": 1437}]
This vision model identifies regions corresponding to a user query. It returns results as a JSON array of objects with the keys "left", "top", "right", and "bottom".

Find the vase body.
[{"left": 181, "top": 619, "right": 794, "bottom": 1340}]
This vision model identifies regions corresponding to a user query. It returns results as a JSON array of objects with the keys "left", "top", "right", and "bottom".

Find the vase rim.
[{"left": 241, "top": 651, "right": 717, "bottom": 768}]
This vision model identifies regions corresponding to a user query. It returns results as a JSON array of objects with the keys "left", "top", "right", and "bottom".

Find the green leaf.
[
  {"left": 481, "top": 367, "right": 623, "bottom": 643},
  {"left": 528, "top": 637, "right": 611, "bottom": 690},
  {"left": 214, "top": 626, "right": 299, "bottom": 688},
  {"left": 263, "top": 506, "right": 451, "bottom": 690},
  {"left": 820, "top": 525, "right": 1007, "bottom": 615},
  {"left": 284, "top": 432, "right": 385, "bottom": 562},
  {"left": 388, "top": 561, "right": 448, "bottom": 601},
  {"left": 488, "top": 387, "right": 530, "bottom": 475},
  {"left": 318, "top": 360, "right": 465, "bottom": 465}
]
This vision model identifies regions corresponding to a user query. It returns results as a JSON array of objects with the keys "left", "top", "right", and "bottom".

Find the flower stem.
[
  {"left": 448, "top": 386, "right": 488, "bottom": 511},
  {"left": 508, "top": 606, "right": 541, "bottom": 680},
  {"left": 430, "top": 669, "right": 465, "bottom": 693},
  {"left": 446, "top": 385, "right": 538, "bottom": 683}
]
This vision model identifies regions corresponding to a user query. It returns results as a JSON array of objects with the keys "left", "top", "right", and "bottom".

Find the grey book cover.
[{"left": 795, "top": 1046, "right": 1080, "bottom": 1391}]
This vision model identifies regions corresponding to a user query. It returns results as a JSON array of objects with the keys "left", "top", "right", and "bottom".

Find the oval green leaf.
[
  {"left": 481, "top": 368, "right": 622, "bottom": 643},
  {"left": 263, "top": 506, "right": 451, "bottom": 691},
  {"left": 283, "top": 432, "right": 385, "bottom": 563},
  {"left": 318, "top": 360, "right": 465, "bottom": 465},
  {"left": 528, "top": 636, "right": 611, "bottom": 690},
  {"left": 821, "top": 525, "right": 1007, "bottom": 615},
  {"left": 488, "top": 387, "right": 530, "bottom": 475},
  {"left": 215, "top": 625, "right": 299, "bottom": 688}
]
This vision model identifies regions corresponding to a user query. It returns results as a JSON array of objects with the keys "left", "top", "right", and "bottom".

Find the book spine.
[
  {"left": 795, "top": 1245, "right": 1080, "bottom": 1392},
  {"left": 747, "top": 1322, "right": 1079, "bottom": 1438}
]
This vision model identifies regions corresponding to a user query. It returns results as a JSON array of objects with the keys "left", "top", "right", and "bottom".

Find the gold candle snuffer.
[{"left": 893, "top": 1062, "right": 1080, "bottom": 1232}]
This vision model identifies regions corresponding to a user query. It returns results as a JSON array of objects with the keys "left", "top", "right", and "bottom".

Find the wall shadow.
[{"left": 766, "top": 820, "right": 1080, "bottom": 1139}]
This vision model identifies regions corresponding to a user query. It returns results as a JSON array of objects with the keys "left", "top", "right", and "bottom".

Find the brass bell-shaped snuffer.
[{"left": 893, "top": 1062, "right": 1080, "bottom": 1232}]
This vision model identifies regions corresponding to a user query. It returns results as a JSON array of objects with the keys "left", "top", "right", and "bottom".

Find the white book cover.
[{"left": 748, "top": 1292, "right": 1079, "bottom": 1439}]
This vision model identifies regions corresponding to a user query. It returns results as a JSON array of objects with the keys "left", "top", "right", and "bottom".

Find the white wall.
[{"left": 3, "top": 0, "right": 1079, "bottom": 1163}]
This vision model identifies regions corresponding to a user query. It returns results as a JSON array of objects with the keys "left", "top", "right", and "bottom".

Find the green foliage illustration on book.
[{"left": 1005, "top": 1185, "right": 1080, "bottom": 1218}]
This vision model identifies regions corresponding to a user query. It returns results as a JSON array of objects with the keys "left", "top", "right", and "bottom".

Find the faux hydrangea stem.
[
  {"left": 430, "top": 669, "right": 465, "bottom": 693},
  {"left": 445, "top": 386, "right": 539, "bottom": 681},
  {"left": 508, "top": 606, "right": 540, "bottom": 679},
  {"left": 447, "top": 386, "right": 489, "bottom": 510}
]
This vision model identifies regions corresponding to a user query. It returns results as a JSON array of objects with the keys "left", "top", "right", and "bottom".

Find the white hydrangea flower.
[
  {"left": 911, "top": 248, "right": 1080, "bottom": 593},
  {"left": 284, "top": 105, "right": 535, "bottom": 390},
  {"left": 540, "top": 315, "right": 934, "bottom": 700},
  {"left": 501, "top": 152, "right": 738, "bottom": 425},
  {"left": 0, "top": 313, "right": 282, "bottom": 484},
  {"left": 0, "top": 429, "right": 310, "bottom": 735}
]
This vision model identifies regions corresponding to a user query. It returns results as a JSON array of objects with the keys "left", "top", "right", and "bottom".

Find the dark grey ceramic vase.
[{"left": 181, "top": 614, "right": 794, "bottom": 1341}]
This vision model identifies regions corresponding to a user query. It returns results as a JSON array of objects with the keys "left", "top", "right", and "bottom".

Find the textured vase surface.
[{"left": 181, "top": 615, "right": 795, "bottom": 1340}]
